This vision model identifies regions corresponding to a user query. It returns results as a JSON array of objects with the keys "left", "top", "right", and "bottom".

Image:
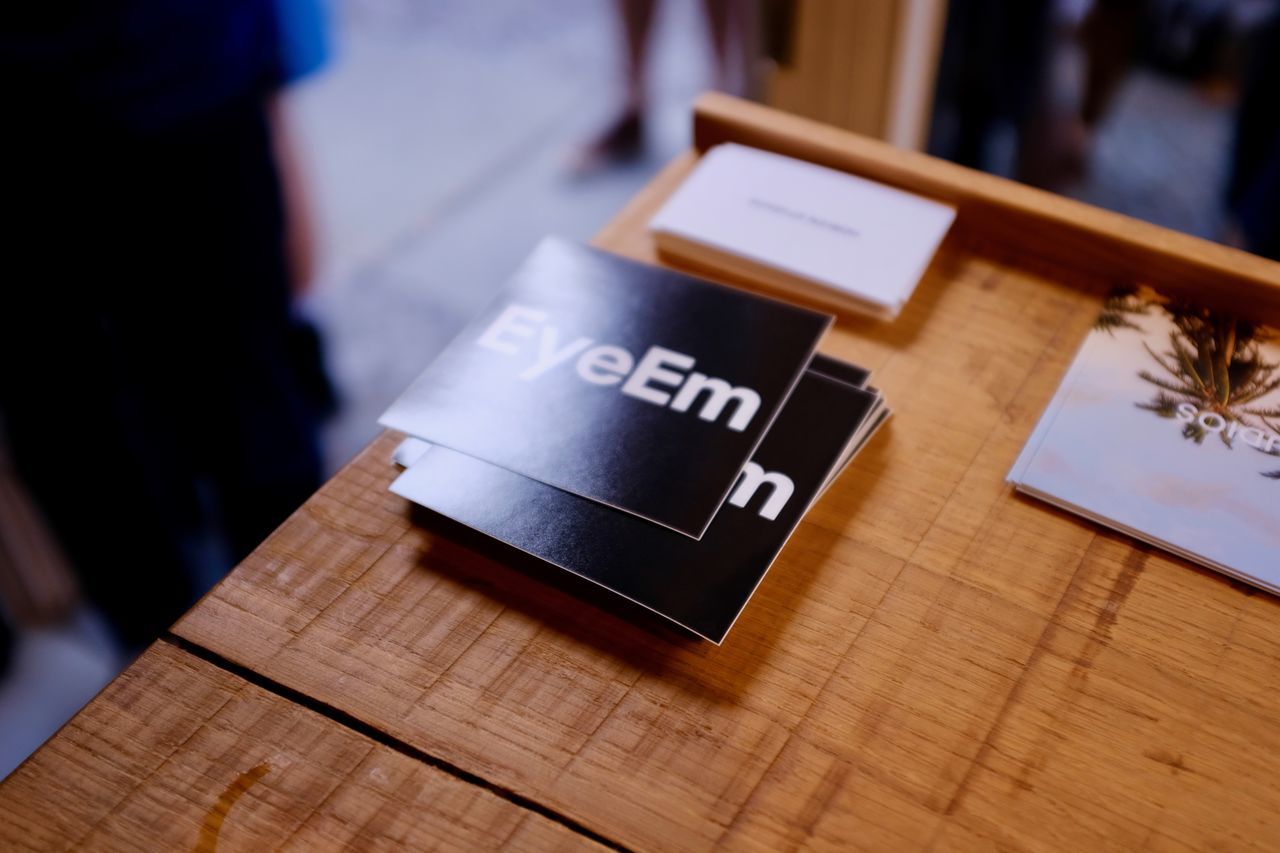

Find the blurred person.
[
  {"left": 1075, "top": 0, "right": 1143, "bottom": 153},
  {"left": 928, "top": 0, "right": 1057, "bottom": 180},
  {"left": 1225, "top": 5, "right": 1280, "bottom": 259},
  {"left": 1073, "top": 0, "right": 1279, "bottom": 257},
  {"left": 1065, "top": 0, "right": 1234, "bottom": 179},
  {"left": 933, "top": 0, "right": 1280, "bottom": 229},
  {"left": 0, "top": 0, "right": 333, "bottom": 652},
  {"left": 574, "top": 0, "right": 758, "bottom": 171},
  {"left": 0, "top": 613, "right": 11, "bottom": 678},
  {"left": 1056, "top": 0, "right": 1278, "bottom": 178}
]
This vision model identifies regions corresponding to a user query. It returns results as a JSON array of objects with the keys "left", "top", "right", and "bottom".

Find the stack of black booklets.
[{"left": 381, "top": 238, "right": 888, "bottom": 643}]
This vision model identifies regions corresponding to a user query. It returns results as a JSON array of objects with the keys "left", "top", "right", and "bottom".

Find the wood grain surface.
[
  {"left": 4, "top": 95, "right": 1279, "bottom": 851},
  {"left": 0, "top": 641, "right": 604, "bottom": 851}
]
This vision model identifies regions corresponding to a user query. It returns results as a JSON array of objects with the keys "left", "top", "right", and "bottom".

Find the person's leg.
[
  {"left": 1015, "top": 0, "right": 1136, "bottom": 187},
  {"left": 700, "top": 0, "right": 757, "bottom": 97},
  {"left": 617, "top": 0, "right": 658, "bottom": 114},
  {"left": 1225, "top": 10, "right": 1280, "bottom": 260},
  {"left": 1079, "top": 0, "right": 1143, "bottom": 129},
  {"left": 932, "top": 0, "right": 1006, "bottom": 170},
  {"left": 572, "top": 0, "right": 658, "bottom": 171}
]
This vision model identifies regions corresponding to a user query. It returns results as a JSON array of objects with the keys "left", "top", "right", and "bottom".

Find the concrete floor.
[
  {"left": 0, "top": 0, "right": 1238, "bottom": 781},
  {"left": 299, "top": 0, "right": 715, "bottom": 470}
]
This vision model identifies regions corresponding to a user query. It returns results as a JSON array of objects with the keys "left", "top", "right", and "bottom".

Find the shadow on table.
[
  {"left": 401, "top": 428, "right": 886, "bottom": 702},
  {"left": 657, "top": 230, "right": 961, "bottom": 352}
]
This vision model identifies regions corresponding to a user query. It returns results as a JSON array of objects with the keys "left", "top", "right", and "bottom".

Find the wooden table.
[{"left": 4, "top": 94, "right": 1280, "bottom": 851}]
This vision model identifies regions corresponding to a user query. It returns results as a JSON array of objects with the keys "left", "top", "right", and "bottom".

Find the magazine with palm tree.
[{"left": 1009, "top": 286, "right": 1280, "bottom": 592}]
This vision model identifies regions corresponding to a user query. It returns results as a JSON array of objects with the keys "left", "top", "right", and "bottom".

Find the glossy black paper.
[
  {"left": 380, "top": 237, "right": 832, "bottom": 538},
  {"left": 391, "top": 371, "right": 878, "bottom": 643},
  {"left": 808, "top": 353, "right": 870, "bottom": 388}
]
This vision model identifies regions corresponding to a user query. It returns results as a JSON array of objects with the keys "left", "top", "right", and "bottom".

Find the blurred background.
[{"left": 1, "top": 0, "right": 1277, "bottom": 779}]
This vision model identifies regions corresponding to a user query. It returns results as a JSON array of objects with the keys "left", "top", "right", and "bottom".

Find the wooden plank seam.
[{"left": 160, "top": 633, "right": 633, "bottom": 853}]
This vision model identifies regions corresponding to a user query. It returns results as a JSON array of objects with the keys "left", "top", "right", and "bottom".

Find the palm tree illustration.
[
  {"left": 1134, "top": 301, "right": 1280, "bottom": 449},
  {"left": 1093, "top": 288, "right": 1150, "bottom": 335},
  {"left": 1263, "top": 432, "right": 1280, "bottom": 481}
]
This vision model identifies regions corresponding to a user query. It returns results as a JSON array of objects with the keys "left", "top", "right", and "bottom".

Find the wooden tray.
[{"left": 4, "top": 93, "right": 1279, "bottom": 851}]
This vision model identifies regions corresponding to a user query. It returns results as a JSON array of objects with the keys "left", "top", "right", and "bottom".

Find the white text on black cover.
[{"left": 476, "top": 303, "right": 764, "bottom": 432}]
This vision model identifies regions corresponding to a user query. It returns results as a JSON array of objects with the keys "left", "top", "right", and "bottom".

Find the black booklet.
[
  {"left": 808, "top": 352, "right": 871, "bottom": 389},
  {"left": 380, "top": 237, "right": 831, "bottom": 538},
  {"left": 391, "top": 368, "right": 886, "bottom": 643}
]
